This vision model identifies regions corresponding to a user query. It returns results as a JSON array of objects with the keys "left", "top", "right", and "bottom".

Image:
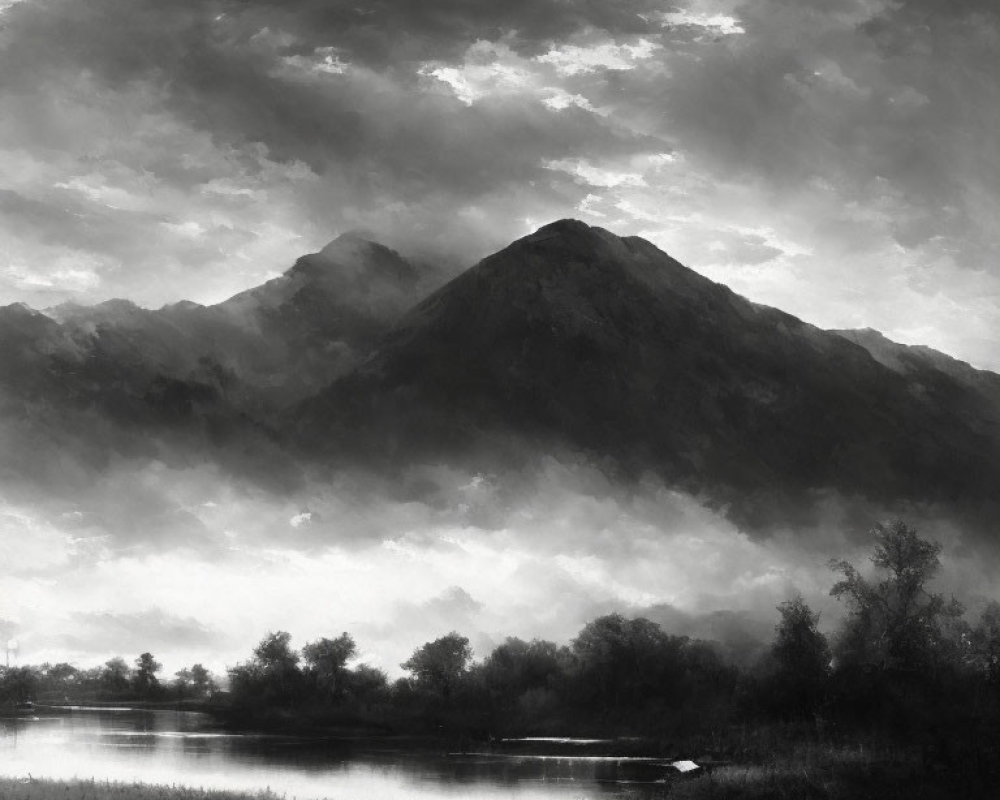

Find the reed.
[{"left": 0, "top": 778, "right": 285, "bottom": 800}]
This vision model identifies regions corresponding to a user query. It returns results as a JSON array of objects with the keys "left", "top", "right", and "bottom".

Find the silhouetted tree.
[
  {"left": 133, "top": 652, "right": 162, "bottom": 698},
  {"left": 345, "top": 664, "right": 390, "bottom": 708},
  {"left": 302, "top": 633, "right": 356, "bottom": 701},
  {"left": 970, "top": 601, "right": 1000, "bottom": 684},
  {"left": 768, "top": 596, "right": 830, "bottom": 718},
  {"left": 254, "top": 631, "right": 299, "bottom": 671},
  {"left": 401, "top": 632, "right": 472, "bottom": 700},
  {"left": 229, "top": 631, "right": 303, "bottom": 709},
  {"left": 481, "top": 637, "right": 562, "bottom": 716},
  {"left": 830, "top": 519, "right": 963, "bottom": 673},
  {"left": 190, "top": 663, "right": 216, "bottom": 698},
  {"left": 173, "top": 663, "right": 217, "bottom": 700},
  {"left": 0, "top": 666, "right": 38, "bottom": 704},
  {"left": 571, "top": 615, "right": 667, "bottom": 712},
  {"left": 173, "top": 667, "right": 193, "bottom": 699},
  {"left": 100, "top": 657, "right": 131, "bottom": 697}
]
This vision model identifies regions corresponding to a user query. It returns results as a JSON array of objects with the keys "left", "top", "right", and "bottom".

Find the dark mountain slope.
[
  {"left": 24, "top": 234, "right": 421, "bottom": 419},
  {"left": 213, "top": 233, "right": 426, "bottom": 405},
  {"left": 0, "top": 234, "right": 429, "bottom": 487},
  {"left": 835, "top": 327, "right": 1000, "bottom": 432},
  {"left": 296, "top": 220, "right": 1000, "bottom": 523}
]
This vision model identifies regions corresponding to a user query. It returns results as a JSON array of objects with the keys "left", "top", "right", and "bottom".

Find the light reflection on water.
[{"left": 0, "top": 710, "right": 670, "bottom": 799}]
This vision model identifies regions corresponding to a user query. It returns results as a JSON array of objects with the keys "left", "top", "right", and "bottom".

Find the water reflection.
[{"left": 0, "top": 710, "right": 672, "bottom": 799}]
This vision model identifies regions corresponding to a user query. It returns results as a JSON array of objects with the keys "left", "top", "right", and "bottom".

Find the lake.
[{"left": 0, "top": 709, "right": 678, "bottom": 799}]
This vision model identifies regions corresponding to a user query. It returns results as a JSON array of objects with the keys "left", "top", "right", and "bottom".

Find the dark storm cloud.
[
  {"left": 649, "top": 0, "right": 1000, "bottom": 260},
  {"left": 0, "top": 0, "right": 674, "bottom": 306},
  {"left": 220, "top": 0, "right": 663, "bottom": 64}
]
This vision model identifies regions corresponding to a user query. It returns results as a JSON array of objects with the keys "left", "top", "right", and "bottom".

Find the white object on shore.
[{"left": 671, "top": 760, "right": 700, "bottom": 773}]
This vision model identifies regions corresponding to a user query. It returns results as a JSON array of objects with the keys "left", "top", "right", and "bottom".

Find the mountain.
[
  {"left": 211, "top": 232, "right": 430, "bottom": 406},
  {"left": 39, "top": 233, "right": 430, "bottom": 413},
  {"left": 835, "top": 327, "right": 1000, "bottom": 429},
  {"left": 0, "top": 234, "right": 430, "bottom": 486},
  {"left": 3, "top": 219, "right": 999, "bottom": 531},
  {"left": 295, "top": 220, "right": 1000, "bottom": 527}
]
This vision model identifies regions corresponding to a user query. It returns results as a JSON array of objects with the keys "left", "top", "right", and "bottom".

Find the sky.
[
  {"left": 0, "top": 0, "right": 999, "bottom": 370},
  {"left": 2, "top": 0, "right": 1000, "bottom": 679}
]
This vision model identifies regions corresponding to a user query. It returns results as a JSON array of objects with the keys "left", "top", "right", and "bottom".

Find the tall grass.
[{"left": 0, "top": 778, "right": 286, "bottom": 800}]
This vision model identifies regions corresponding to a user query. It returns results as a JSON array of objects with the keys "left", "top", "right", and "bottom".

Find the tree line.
[
  {"left": 216, "top": 519, "right": 1000, "bottom": 744},
  {"left": 5, "top": 519, "right": 1000, "bottom": 752},
  {"left": 0, "top": 653, "right": 218, "bottom": 706}
]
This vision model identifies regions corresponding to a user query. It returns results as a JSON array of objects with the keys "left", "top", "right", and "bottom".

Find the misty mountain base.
[{"left": 5, "top": 220, "right": 1000, "bottom": 536}]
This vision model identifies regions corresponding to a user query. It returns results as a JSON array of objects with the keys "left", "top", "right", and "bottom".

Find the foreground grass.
[
  {"left": 0, "top": 778, "right": 285, "bottom": 800},
  {"left": 667, "top": 740, "right": 998, "bottom": 800}
]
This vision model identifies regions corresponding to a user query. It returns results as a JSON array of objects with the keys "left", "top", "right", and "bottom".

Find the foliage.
[
  {"left": 100, "top": 657, "right": 131, "bottom": 697},
  {"left": 401, "top": 632, "right": 472, "bottom": 699},
  {"left": 302, "top": 633, "right": 356, "bottom": 699},
  {"left": 0, "top": 665, "right": 38, "bottom": 704},
  {"left": 967, "top": 601, "right": 1000, "bottom": 683},
  {"left": 229, "top": 631, "right": 304, "bottom": 709},
  {"left": 829, "top": 519, "right": 962, "bottom": 672},
  {"left": 173, "top": 663, "right": 218, "bottom": 700},
  {"left": 133, "top": 652, "right": 162, "bottom": 698},
  {"left": 765, "top": 596, "right": 830, "bottom": 718}
]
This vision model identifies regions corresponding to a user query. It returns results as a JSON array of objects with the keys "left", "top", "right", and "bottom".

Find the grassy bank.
[
  {"left": 667, "top": 739, "right": 996, "bottom": 800},
  {"left": 0, "top": 778, "right": 284, "bottom": 800}
]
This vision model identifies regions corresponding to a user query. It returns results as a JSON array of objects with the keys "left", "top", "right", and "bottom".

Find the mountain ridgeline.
[{"left": 2, "top": 220, "right": 998, "bottom": 530}]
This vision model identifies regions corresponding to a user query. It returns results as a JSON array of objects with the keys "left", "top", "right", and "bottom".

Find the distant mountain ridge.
[{"left": 2, "top": 220, "right": 998, "bottom": 531}]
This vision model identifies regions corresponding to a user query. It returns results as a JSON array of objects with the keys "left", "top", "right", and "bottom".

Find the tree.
[
  {"left": 969, "top": 601, "right": 1000, "bottom": 683},
  {"left": 229, "top": 631, "right": 303, "bottom": 709},
  {"left": 100, "top": 657, "right": 131, "bottom": 696},
  {"left": 0, "top": 666, "right": 38, "bottom": 704},
  {"left": 830, "top": 519, "right": 962, "bottom": 672},
  {"left": 401, "top": 632, "right": 472, "bottom": 699},
  {"left": 768, "top": 595, "right": 830, "bottom": 717},
  {"left": 345, "top": 664, "right": 389, "bottom": 707},
  {"left": 570, "top": 614, "right": 682, "bottom": 712},
  {"left": 482, "top": 638, "right": 561, "bottom": 703},
  {"left": 189, "top": 663, "right": 216, "bottom": 698},
  {"left": 133, "top": 652, "right": 162, "bottom": 698},
  {"left": 302, "top": 633, "right": 356, "bottom": 700},
  {"left": 173, "top": 667, "right": 193, "bottom": 699},
  {"left": 254, "top": 631, "right": 300, "bottom": 671}
]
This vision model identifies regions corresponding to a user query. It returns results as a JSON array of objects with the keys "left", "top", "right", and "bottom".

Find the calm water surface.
[{"left": 0, "top": 709, "right": 674, "bottom": 799}]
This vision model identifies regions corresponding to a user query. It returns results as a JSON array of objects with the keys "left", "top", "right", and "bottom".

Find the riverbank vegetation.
[
  {"left": 0, "top": 778, "right": 283, "bottom": 800},
  {"left": 4, "top": 519, "right": 1000, "bottom": 790}
]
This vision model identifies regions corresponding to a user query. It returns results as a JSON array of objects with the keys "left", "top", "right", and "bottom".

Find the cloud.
[
  {"left": 660, "top": 11, "right": 746, "bottom": 36},
  {"left": 3, "top": 439, "right": 997, "bottom": 677},
  {"left": 535, "top": 37, "right": 660, "bottom": 76},
  {"left": 58, "top": 609, "right": 221, "bottom": 657},
  {"left": 0, "top": 0, "right": 997, "bottom": 371}
]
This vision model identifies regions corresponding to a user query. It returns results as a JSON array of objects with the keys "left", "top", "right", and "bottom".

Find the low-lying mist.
[{"left": 3, "top": 433, "right": 995, "bottom": 678}]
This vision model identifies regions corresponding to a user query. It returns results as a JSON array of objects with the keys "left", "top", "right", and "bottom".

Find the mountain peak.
[
  {"left": 318, "top": 229, "right": 390, "bottom": 260},
  {"left": 519, "top": 218, "right": 622, "bottom": 249},
  {"left": 533, "top": 218, "right": 592, "bottom": 236}
]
